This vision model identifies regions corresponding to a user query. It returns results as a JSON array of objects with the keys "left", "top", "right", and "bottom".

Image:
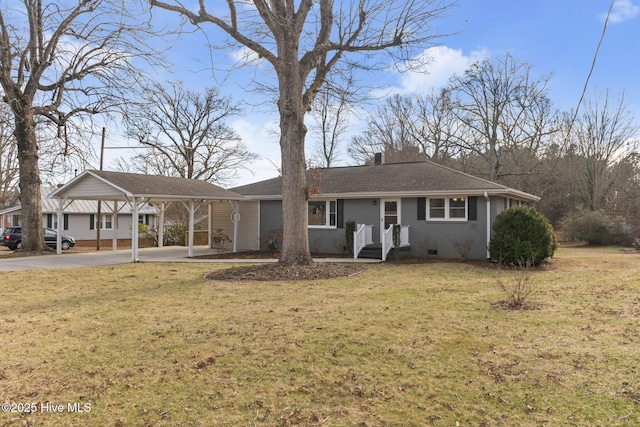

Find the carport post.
[
  {"left": 132, "top": 197, "right": 139, "bottom": 262},
  {"left": 188, "top": 199, "right": 195, "bottom": 257},
  {"left": 56, "top": 198, "right": 64, "bottom": 255},
  {"left": 233, "top": 201, "right": 239, "bottom": 253},
  {"left": 112, "top": 201, "right": 118, "bottom": 251},
  {"left": 158, "top": 202, "right": 165, "bottom": 248}
]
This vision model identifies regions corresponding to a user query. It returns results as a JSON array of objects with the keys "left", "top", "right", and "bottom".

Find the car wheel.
[
  {"left": 15, "top": 241, "right": 22, "bottom": 251},
  {"left": 61, "top": 241, "right": 71, "bottom": 250}
]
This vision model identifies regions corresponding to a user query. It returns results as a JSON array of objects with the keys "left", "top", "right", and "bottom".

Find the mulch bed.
[{"left": 204, "top": 262, "right": 364, "bottom": 282}]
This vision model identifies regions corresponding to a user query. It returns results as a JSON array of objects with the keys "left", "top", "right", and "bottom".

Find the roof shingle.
[{"left": 232, "top": 161, "right": 539, "bottom": 200}]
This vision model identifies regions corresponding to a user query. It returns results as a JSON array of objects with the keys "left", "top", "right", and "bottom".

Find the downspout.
[{"left": 484, "top": 191, "right": 491, "bottom": 259}]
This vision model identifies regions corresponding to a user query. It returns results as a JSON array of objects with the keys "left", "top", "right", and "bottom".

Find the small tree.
[{"left": 489, "top": 206, "right": 557, "bottom": 266}]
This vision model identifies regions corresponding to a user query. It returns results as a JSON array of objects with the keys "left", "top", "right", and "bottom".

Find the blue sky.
[{"left": 102, "top": 0, "right": 640, "bottom": 186}]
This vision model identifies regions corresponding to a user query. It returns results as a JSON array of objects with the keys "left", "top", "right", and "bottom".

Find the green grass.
[{"left": 1, "top": 247, "right": 639, "bottom": 426}]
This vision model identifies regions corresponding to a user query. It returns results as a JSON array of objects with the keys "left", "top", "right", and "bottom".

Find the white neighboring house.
[{"left": 0, "top": 186, "right": 158, "bottom": 246}]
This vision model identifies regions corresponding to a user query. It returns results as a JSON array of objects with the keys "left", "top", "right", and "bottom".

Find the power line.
[{"left": 568, "top": 0, "right": 615, "bottom": 131}]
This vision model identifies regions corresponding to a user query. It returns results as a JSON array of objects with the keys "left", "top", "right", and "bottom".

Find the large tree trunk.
[
  {"left": 13, "top": 104, "right": 46, "bottom": 253},
  {"left": 277, "top": 66, "right": 313, "bottom": 264}
]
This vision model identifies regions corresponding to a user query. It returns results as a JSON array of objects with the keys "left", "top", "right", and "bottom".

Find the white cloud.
[
  {"left": 231, "top": 117, "right": 282, "bottom": 185},
  {"left": 604, "top": 0, "right": 640, "bottom": 23},
  {"left": 372, "top": 46, "right": 489, "bottom": 97},
  {"left": 229, "top": 46, "right": 264, "bottom": 66}
]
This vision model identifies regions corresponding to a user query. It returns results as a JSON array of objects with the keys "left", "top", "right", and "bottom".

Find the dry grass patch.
[{"left": 0, "top": 248, "right": 639, "bottom": 426}]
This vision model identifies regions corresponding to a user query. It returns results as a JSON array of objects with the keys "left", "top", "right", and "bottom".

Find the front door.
[{"left": 380, "top": 199, "right": 401, "bottom": 241}]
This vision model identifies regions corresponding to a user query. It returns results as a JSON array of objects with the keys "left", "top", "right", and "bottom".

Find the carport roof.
[{"left": 51, "top": 170, "right": 244, "bottom": 202}]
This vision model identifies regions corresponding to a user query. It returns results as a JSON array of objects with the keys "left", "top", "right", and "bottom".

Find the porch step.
[
  {"left": 358, "top": 244, "right": 382, "bottom": 259},
  {"left": 358, "top": 244, "right": 411, "bottom": 259}
]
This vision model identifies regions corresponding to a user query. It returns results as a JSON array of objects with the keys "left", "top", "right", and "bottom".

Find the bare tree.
[
  {"left": 571, "top": 90, "right": 638, "bottom": 211},
  {"left": 308, "top": 69, "right": 362, "bottom": 168},
  {"left": 410, "top": 89, "right": 462, "bottom": 165},
  {"left": 448, "top": 53, "right": 556, "bottom": 182},
  {"left": 0, "top": 1, "right": 162, "bottom": 252},
  {"left": 121, "top": 81, "right": 258, "bottom": 184},
  {"left": 0, "top": 102, "right": 18, "bottom": 206},
  {"left": 348, "top": 94, "right": 428, "bottom": 164},
  {"left": 150, "top": 0, "right": 454, "bottom": 264},
  {"left": 609, "top": 152, "right": 640, "bottom": 231}
]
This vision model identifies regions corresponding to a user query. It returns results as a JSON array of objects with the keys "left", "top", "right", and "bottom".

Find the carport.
[{"left": 50, "top": 170, "right": 245, "bottom": 262}]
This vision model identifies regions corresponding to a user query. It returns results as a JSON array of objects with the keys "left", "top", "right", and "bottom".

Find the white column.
[
  {"left": 132, "top": 197, "right": 139, "bottom": 262},
  {"left": 112, "top": 201, "right": 118, "bottom": 251},
  {"left": 233, "top": 201, "right": 239, "bottom": 253},
  {"left": 207, "top": 202, "right": 213, "bottom": 249},
  {"left": 158, "top": 202, "right": 165, "bottom": 248},
  {"left": 188, "top": 199, "right": 195, "bottom": 257},
  {"left": 56, "top": 198, "right": 64, "bottom": 255}
]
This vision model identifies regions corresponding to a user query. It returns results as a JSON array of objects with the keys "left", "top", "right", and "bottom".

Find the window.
[
  {"left": 308, "top": 200, "right": 337, "bottom": 228},
  {"left": 449, "top": 197, "right": 466, "bottom": 218},
  {"left": 100, "top": 214, "right": 113, "bottom": 230},
  {"left": 427, "top": 197, "right": 467, "bottom": 221},
  {"left": 138, "top": 214, "right": 151, "bottom": 225},
  {"left": 429, "top": 198, "right": 445, "bottom": 218}
]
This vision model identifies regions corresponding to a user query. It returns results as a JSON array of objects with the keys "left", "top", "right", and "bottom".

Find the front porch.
[{"left": 353, "top": 223, "right": 410, "bottom": 261}]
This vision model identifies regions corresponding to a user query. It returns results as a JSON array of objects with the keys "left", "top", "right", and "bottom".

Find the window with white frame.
[
  {"left": 308, "top": 200, "right": 336, "bottom": 228},
  {"left": 100, "top": 214, "right": 113, "bottom": 230},
  {"left": 427, "top": 197, "right": 467, "bottom": 220}
]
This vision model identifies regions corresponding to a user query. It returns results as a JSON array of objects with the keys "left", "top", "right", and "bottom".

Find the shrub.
[
  {"left": 562, "top": 209, "right": 635, "bottom": 246},
  {"left": 489, "top": 206, "right": 557, "bottom": 266},
  {"left": 451, "top": 237, "right": 475, "bottom": 261},
  {"left": 211, "top": 228, "right": 232, "bottom": 251},
  {"left": 164, "top": 224, "right": 186, "bottom": 246},
  {"left": 496, "top": 262, "right": 538, "bottom": 309},
  {"left": 261, "top": 228, "right": 283, "bottom": 251},
  {"left": 345, "top": 221, "right": 356, "bottom": 255}
]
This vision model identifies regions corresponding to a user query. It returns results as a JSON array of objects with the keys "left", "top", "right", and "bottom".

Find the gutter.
[{"left": 484, "top": 191, "right": 491, "bottom": 259}]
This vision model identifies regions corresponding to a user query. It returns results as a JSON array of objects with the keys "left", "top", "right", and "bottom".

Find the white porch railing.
[
  {"left": 382, "top": 224, "right": 411, "bottom": 261},
  {"left": 355, "top": 224, "right": 410, "bottom": 260},
  {"left": 353, "top": 224, "right": 374, "bottom": 259},
  {"left": 381, "top": 225, "right": 394, "bottom": 261},
  {"left": 400, "top": 225, "right": 410, "bottom": 247}
]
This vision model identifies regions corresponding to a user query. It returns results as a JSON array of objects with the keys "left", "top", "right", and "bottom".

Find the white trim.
[
  {"left": 241, "top": 189, "right": 539, "bottom": 202},
  {"left": 307, "top": 199, "right": 337, "bottom": 229},
  {"left": 426, "top": 197, "right": 468, "bottom": 221}
]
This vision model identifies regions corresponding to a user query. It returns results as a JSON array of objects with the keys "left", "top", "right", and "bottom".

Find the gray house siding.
[
  {"left": 402, "top": 197, "right": 488, "bottom": 259},
  {"left": 257, "top": 196, "right": 511, "bottom": 259}
]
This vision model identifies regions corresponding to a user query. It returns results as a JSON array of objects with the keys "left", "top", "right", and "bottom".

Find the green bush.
[
  {"left": 345, "top": 221, "right": 356, "bottom": 255},
  {"left": 561, "top": 209, "right": 635, "bottom": 246},
  {"left": 489, "top": 206, "right": 558, "bottom": 266}
]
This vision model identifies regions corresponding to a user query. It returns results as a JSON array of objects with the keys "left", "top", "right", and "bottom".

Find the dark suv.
[{"left": 0, "top": 227, "right": 76, "bottom": 251}]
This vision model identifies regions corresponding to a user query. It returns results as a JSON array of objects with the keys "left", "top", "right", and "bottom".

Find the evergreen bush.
[
  {"left": 489, "top": 206, "right": 557, "bottom": 266},
  {"left": 561, "top": 209, "right": 634, "bottom": 246}
]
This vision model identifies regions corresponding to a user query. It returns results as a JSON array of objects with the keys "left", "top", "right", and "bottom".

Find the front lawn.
[{"left": 1, "top": 247, "right": 639, "bottom": 426}]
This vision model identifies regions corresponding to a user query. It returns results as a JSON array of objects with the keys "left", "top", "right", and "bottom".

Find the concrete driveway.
[{"left": 0, "top": 246, "right": 377, "bottom": 271}]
